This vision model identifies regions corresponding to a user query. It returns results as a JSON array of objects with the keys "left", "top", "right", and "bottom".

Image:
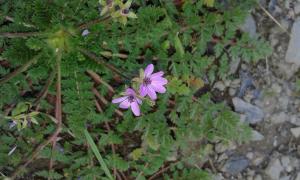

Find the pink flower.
[
  {"left": 139, "top": 64, "right": 168, "bottom": 100},
  {"left": 112, "top": 88, "right": 142, "bottom": 116}
]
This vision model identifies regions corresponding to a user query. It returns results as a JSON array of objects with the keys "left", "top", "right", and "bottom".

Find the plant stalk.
[
  {"left": 0, "top": 53, "right": 42, "bottom": 85},
  {"left": 78, "top": 47, "right": 131, "bottom": 80},
  {"left": 0, "top": 32, "right": 42, "bottom": 38},
  {"left": 10, "top": 51, "right": 63, "bottom": 179}
]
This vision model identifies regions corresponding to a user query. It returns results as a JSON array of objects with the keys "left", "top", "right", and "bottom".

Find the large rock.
[
  {"left": 290, "top": 127, "right": 300, "bottom": 138},
  {"left": 222, "top": 156, "right": 250, "bottom": 175},
  {"left": 241, "top": 15, "right": 257, "bottom": 38},
  {"left": 251, "top": 130, "right": 265, "bottom": 141},
  {"left": 285, "top": 18, "right": 300, "bottom": 66},
  {"left": 265, "top": 159, "right": 284, "bottom": 180},
  {"left": 232, "top": 97, "right": 264, "bottom": 124}
]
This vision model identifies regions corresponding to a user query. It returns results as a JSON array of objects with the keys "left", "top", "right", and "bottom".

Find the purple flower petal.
[
  {"left": 139, "top": 85, "right": 147, "bottom": 97},
  {"left": 119, "top": 99, "right": 130, "bottom": 109},
  {"left": 151, "top": 84, "right": 166, "bottom": 93},
  {"left": 150, "top": 71, "right": 164, "bottom": 78},
  {"left": 112, "top": 96, "right": 127, "bottom": 104},
  {"left": 146, "top": 86, "right": 157, "bottom": 100},
  {"left": 144, "top": 64, "right": 154, "bottom": 77},
  {"left": 130, "top": 101, "right": 140, "bottom": 116},
  {"left": 126, "top": 88, "right": 136, "bottom": 95},
  {"left": 136, "top": 97, "right": 142, "bottom": 105},
  {"left": 152, "top": 77, "right": 168, "bottom": 85}
]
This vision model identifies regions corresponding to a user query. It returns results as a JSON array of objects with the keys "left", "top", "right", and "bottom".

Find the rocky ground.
[{"left": 211, "top": 0, "right": 300, "bottom": 179}]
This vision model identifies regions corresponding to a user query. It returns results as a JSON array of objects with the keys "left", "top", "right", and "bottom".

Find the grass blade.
[{"left": 84, "top": 129, "right": 114, "bottom": 180}]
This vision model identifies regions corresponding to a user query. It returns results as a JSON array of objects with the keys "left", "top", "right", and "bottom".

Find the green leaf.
[
  {"left": 130, "top": 148, "right": 143, "bottom": 161},
  {"left": 174, "top": 33, "right": 185, "bottom": 58},
  {"left": 84, "top": 129, "right": 114, "bottom": 180},
  {"left": 203, "top": 0, "right": 215, "bottom": 7},
  {"left": 12, "top": 102, "right": 30, "bottom": 116},
  {"left": 145, "top": 134, "right": 160, "bottom": 151}
]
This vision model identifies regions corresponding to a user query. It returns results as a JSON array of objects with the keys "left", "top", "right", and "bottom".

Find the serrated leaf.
[
  {"left": 130, "top": 148, "right": 143, "bottom": 161},
  {"left": 145, "top": 134, "right": 160, "bottom": 151},
  {"left": 204, "top": 0, "right": 215, "bottom": 7},
  {"left": 174, "top": 33, "right": 185, "bottom": 58}
]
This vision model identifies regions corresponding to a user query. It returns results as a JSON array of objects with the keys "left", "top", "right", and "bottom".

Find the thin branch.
[
  {"left": 258, "top": 3, "right": 291, "bottom": 37},
  {"left": 0, "top": 53, "right": 42, "bottom": 85},
  {"left": 3, "top": 15, "right": 36, "bottom": 28},
  {"left": 49, "top": 50, "right": 63, "bottom": 175},
  {"left": 92, "top": 88, "right": 123, "bottom": 117},
  {"left": 99, "top": 51, "right": 159, "bottom": 61},
  {"left": 0, "top": 32, "right": 42, "bottom": 38},
  {"left": 10, "top": 51, "right": 63, "bottom": 179},
  {"left": 78, "top": 47, "right": 131, "bottom": 80},
  {"left": 33, "top": 71, "right": 56, "bottom": 107},
  {"left": 78, "top": 16, "right": 111, "bottom": 30},
  {"left": 87, "top": 70, "right": 115, "bottom": 93},
  {"left": 148, "top": 165, "right": 171, "bottom": 180}
]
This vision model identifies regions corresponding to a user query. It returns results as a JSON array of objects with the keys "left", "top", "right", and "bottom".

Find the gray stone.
[
  {"left": 214, "top": 81, "right": 226, "bottom": 91},
  {"left": 229, "top": 58, "right": 241, "bottom": 75},
  {"left": 232, "top": 97, "right": 264, "bottom": 124},
  {"left": 215, "top": 142, "right": 236, "bottom": 154},
  {"left": 265, "top": 159, "right": 284, "bottom": 180},
  {"left": 295, "top": 3, "right": 300, "bottom": 14},
  {"left": 251, "top": 130, "right": 264, "bottom": 141},
  {"left": 231, "top": 79, "right": 241, "bottom": 86},
  {"left": 281, "top": 156, "right": 293, "bottom": 172},
  {"left": 285, "top": 18, "right": 300, "bottom": 66},
  {"left": 270, "top": 112, "right": 288, "bottom": 124},
  {"left": 271, "top": 83, "right": 282, "bottom": 94},
  {"left": 253, "top": 155, "right": 264, "bottom": 166},
  {"left": 278, "top": 96, "right": 289, "bottom": 110},
  {"left": 222, "top": 156, "right": 250, "bottom": 175},
  {"left": 268, "top": 0, "right": 277, "bottom": 12},
  {"left": 246, "top": 152, "right": 254, "bottom": 160},
  {"left": 254, "top": 174, "right": 263, "bottom": 180},
  {"left": 217, "top": 153, "right": 228, "bottom": 162},
  {"left": 215, "top": 143, "right": 227, "bottom": 154},
  {"left": 238, "top": 72, "right": 254, "bottom": 98},
  {"left": 290, "top": 115, "right": 300, "bottom": 126},
  {"left": 290, "top": 127, "right": 300, "bottom": 138},
  {"left": 278, "top": 62, "right": 298, "bottom": 79},
  {"left": 280, "top": 176, "right": 291, "bottom": 180},
  {"left": 241, "top": 15, "right": 257, "bottom": 38},
  {"left": 213, "top": 173, "right": 225, "bottom": 180},
  {"left": 229, "top": 88, "right": 236, "bottom": 96},
  {"left": 296, "top": 172, "right": 300, "bottom": 180},
  {"left": 259, "top": 0, "right": 266, "bottom": 6}
]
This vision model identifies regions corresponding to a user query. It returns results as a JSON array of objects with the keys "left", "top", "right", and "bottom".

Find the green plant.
[{"left": 0, "top": 0, "right": 270, "bottom": 179}]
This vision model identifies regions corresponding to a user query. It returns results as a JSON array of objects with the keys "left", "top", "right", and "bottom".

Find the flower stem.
[
  {"left": 77, "top": 16, "right": 111, "bottom": 30},
  {"left": 78, "top": 47, "right": 131, "bottom": 80},
  {"left": 0, "top": 32, "right": 42, "bottom": 38},
  {"left": 9, "top": 51, "right": 63, "bottom": 179},
  {"left": 0, "top": 53, "right": 42, "bottom": 85}
]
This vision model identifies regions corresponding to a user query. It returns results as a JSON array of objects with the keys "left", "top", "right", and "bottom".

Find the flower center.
[
  {"left": 143, "top": 77, "right": 152, "bottom": 85},
  {"left": 114, "top": 5, "right": 120, "bottom": 11},
  {"left": 128, "top": 95, "right": 135, "bottom": 103},
  {"left": 121, "top": 8, "right": 129, "bottom": 15},
  {"left": 106, "top": 0, "right": 113, "bottom": 7}
]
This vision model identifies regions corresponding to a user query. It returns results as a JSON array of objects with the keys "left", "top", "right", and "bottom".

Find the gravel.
[
  {"left": 265, "top": 159, "right": 284, "bottom": 180},
  {"left": 285, "top": 18, "right": 300, "bottom": 66},
  {"left": 232, "top": 97, "right": 264, "bottom": 124},
  {"left": 222, "top": 156, "right": 250, "bottom": 175},
  {"left": 290, "top": 127, "right": 300, "bottom": 138}
]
